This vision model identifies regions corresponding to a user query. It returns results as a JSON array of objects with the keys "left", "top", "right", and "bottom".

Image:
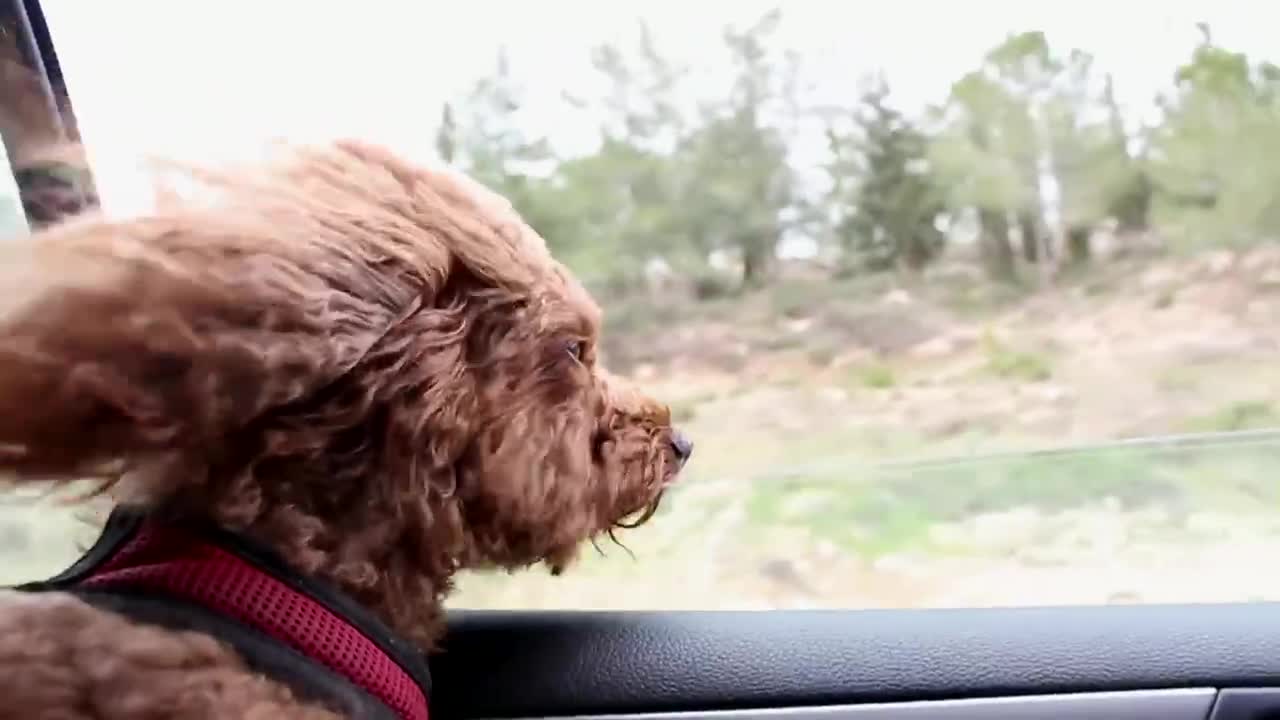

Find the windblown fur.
[{"left": 0, "top": 55, "right": 685, "bottom": 719}]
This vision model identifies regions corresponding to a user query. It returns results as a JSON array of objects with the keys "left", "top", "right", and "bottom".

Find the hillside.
[
  {"left": 5, "top": 248, "right": 1280, "bottom": 611},
  {"left": 454, "top": 246, "right": 1280, "bottom": 609}
]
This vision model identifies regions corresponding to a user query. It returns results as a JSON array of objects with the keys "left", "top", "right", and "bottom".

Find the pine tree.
[{"left": 832, "top": 79, "right": 945, "bottom": 272}]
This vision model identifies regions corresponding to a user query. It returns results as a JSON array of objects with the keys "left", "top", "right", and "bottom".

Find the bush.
[{"left": 981, "top": 332, "right": 1053, "bottom": 382}]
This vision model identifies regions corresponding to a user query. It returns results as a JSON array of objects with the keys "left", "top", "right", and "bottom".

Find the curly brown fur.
[
  {"left": 0, "top": 138, "right": 687, "bottom": 716},
  {"left": 0, "top": 590, "right": 341, "bottom": 719}
]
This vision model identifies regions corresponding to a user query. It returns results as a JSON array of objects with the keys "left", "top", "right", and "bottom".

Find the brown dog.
[{"left": 0, "top": 140, "right": 690, "bottom": 718}]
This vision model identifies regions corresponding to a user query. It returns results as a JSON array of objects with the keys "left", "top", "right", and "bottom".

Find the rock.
[
  {"left": 882, "top": 289, "right": 913, "bottom": 306},
  {"left": 1259, "top": 269, "right": 1280, "bottom": 289},
  {"left": 871, "top": 553, "right": 928, "bottom": 578},
  {"left": 927, "top": 523, "right": 969, "bottom": 548},
  {"left": 909, "top": 326, "right": 981, "bottom": 360},
  {"left": 784, "top": 317, "right": 816, "bottom": 334},
  {"left": 1030, "top": 383, "right": 1072, "bottom": 405},
  {"left": 814, "top": 540, "right": 841, "bottom": 560},
  {"left": 1139, "top": 265, "right": 1182, "bottom": 291},
  {"left": 759, "top": 558, "right": 815, "bottom": 594},
  {"left": 831, "top": 348, "right": 875, "bottom": 369},
  {"left": 1179, "top": 333, "right": 1255, "bottom": 363},
  {"left": 909, "top": 335, "right": 957, "bottom": 359},
  {"left": 816, "top": 386, "right": 849, "bottom": 404},
  {"left": 632, "top": 363, "right": 658, "bottom": 381},
  {"left": 1242, "top": 246, "right": 1280, "bottom": 273},
  {"left": 950, "top": 326, "right": 983, "bottom": 345},
  {"left": 968, "top": 508, "right": 1044, "bottom": 550},
  {"left": 1204, "top": 250, "right": 1236, "bottom": 276},
  {"left": 1016, "top": 406, "right": 1063, "bottom": 431},
  {"left": 1185, "top": 512, "right": 1234, "bottom": 538}
]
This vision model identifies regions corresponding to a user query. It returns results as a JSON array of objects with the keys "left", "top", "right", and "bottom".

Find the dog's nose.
[{"left": 670, "top": 430, "right": 694, "bottom": 465}]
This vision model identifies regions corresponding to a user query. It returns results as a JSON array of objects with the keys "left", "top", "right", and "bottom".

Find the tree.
[
  {"left": 985, "top": 32, "right": 1056, "bottom": 267},
  {"left": 826, "top": 77, "right": 945, "bottom": 272},
  {"left": 1100, "top": 76, "right": 1151, "bottom": 234},
  {"left": 931, "top": 31, "right": 1145, "bottom": 278},
  {"left": 929, "top": 70, "right": 1026, "bottom": 283},
  {"left": 533, "top": 23, "right": 694, "bottom": 289},
  {"left": 680, "top": 111, "right": 792, "bottom": 287},
  {"left": 447, "top": 48, "right": 572, "bottom": 258},
  {"left": 586, "top": 22, "right": 688, "bottom": 149},
  {"left": 451, "top": 48, "right": 553, "bottom": 186},
  {"left": 435, "top": 103, "right": 457, "bottom": 165},
  {"left": 1043, "top": 50, "right": 1139, "bottom": 265},
  {"left": 1147, "top": 25, "right": 1280, "bottom": 247},
  {"left": 675, "top": 9, "right": 800, "bottom": 288}
]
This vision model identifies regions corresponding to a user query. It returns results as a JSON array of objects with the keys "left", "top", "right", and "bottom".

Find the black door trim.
[{"left": 429, "top": 606, "right": 1280, "bottom": 718}]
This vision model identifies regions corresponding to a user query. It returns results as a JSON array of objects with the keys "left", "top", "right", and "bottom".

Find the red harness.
[{"left": 18, "top": 510, "right": 430, "bottom": 720}]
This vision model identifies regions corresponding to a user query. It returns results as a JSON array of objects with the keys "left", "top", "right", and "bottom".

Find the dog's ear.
[{"left": 0, "top": 158, "right": 428, "bottom": 482}]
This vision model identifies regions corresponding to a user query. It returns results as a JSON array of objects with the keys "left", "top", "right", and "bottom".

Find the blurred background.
[{"left": 3, "top": 0, "right": 1280, "bottom": 613}]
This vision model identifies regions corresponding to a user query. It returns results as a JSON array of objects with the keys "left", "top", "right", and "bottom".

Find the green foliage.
[
  {"left": 1047, "top": 53, "right": 1141, "bottom": 231},
  {"left": 1183, "top": 400, "right": 1279, "bottom": 432},
  {"left": 827, "top": 77, "right": 946, "bottom": 272},
  {"left": 928, "top": 31, "right": 1142, "bottom": 279},
  {"left": 929, "top": 70, "right": 1036, "bottom": 214},
  {"left": 435, "top": 103, "right": 458, "bottom": 164},
  {"left": 1148, "top": 30, "right": 1280, "bottom": 248},
  {"left": 982, "top": 332, "right": 1053, "bottom": 382},
  {"left": 855, "top": 363, "right": 897, "bottom": 389},
  {"left": 676, "top": 9, "right": 799, "bottom": 288},
  {"left": 447, "top": 12, "right": 798, "bottom": 291},
  {"left": 690, "top": 268, "right": 740, "bottom": 300},
  {"left": 742, "top": 437, "right": 1280, "bottom": 557},
  {"left": 439, "top": 16, "right": 1280, "bottom": 301}
]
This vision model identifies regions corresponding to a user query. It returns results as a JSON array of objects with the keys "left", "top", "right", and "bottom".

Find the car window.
[
  {"left": 0, "top": 142, "right": 27, "bottom": 240},
  {"left": 4, "top": 2, "right": 1280, "bottom": 612}
]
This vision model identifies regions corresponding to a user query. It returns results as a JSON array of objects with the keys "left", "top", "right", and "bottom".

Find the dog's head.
[
  {"left": 0, "top": 140, "right": 689, "bottom": 644},
  {"left": 397, "top": 171, "right": 692, "bottom": 575}
]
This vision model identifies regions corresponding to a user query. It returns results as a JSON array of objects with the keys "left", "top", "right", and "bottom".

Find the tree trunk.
[
  {"left": 1018, "top": 212, "right": 1039, "bottom": 263},
  {"left": 900, "top": 227, "right": 930, "bottom": 271},
  {"left": 1114, "top": 170, "right": 1152, "bottom": 232},
  {"left": 1067, "top": 224, "right": 1092, "bottom": 266},
  {"left": 978, "top": 208, "right": 1017, "bottom": 284},
  {"left": 742, "top": 251, "right": 760, "bottom": 288},
  {"left": 741, "top": 238, "right": 770, "bottom": 289}
]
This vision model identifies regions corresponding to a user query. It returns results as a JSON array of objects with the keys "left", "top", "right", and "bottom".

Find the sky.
[{"left": 38, "top": 0, "right": 1275, "bottom": 217}]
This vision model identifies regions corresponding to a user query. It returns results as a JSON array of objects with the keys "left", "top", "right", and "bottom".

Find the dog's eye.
[{"left": 565, "top": 340, "right": 584, "bottom": 362}]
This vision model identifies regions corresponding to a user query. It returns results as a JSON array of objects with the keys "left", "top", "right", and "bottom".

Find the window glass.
[
  {"left": 5, "top": 2, "right": 1280, "bottom": 611},
  {"left": 0, "top": 141, "right": 28, "bottom": 240}
]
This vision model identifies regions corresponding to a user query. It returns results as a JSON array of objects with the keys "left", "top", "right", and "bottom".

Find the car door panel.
[
  {"left": 430, "top": 606, "right": 1280, "bottom": 719},
  {"left": 511, "top": 690, "right": 1218, "bottom": 720}
]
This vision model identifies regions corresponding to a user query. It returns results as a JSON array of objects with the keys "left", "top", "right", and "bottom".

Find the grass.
[
  {"left": 1183, "top": 400, "right": 1280, "bottom": 433},
  {"left": 735, "top": 435, "right": 1280, "bottom": 558},
  {"left": 769, "top": 274, "right": 893, "bottom": 320},
  {"left": 981, "top": 332, "right": 1053, "bottom": 382},
  {"left": 855, "top": 363, "right": 897, "bottom": 389},
  {"left": 1155, "top": 365, "right": 1201, "bottom": 392},
  {"left": 7, "top": 409, "right": 1280, "bottom": 604},
  {"left": 668, "top": 389, "right": 721, "bottom": 424},
  {"left": 1152, "top": 290, "right": 1177, "bottom": 309}
]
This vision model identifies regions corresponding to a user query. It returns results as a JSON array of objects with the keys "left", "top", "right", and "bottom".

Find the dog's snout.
[{"left": 670, "top": 430, "right": 694, "bottom": 465}]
